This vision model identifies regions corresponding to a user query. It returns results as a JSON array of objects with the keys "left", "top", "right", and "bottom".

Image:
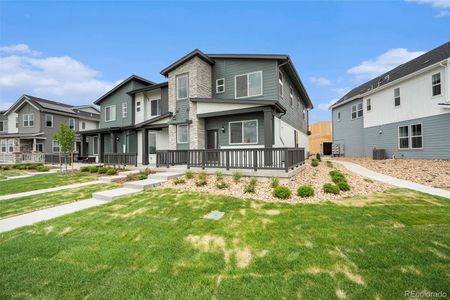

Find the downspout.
[
  {"left": 439, "top": 59, "right": 449, "bottom": 103},
  {"left": 277, "top": 60, "right": 289, "bottom": 146}
]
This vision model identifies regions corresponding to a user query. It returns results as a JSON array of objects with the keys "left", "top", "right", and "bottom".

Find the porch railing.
[
  {"left": 44, "top": 153, "right": 76, "bottom": 165},
  {"left": 22, "top": 153, "right": 45, "bottom": 163},
  {"left": 104, "top": 153, "right": 138, "bottom": 166},
  {"left": 0, "top": 153, "right": 13, "bottom": 163},
  {"left": 156, "top": 148, "right": 305, "bottom": 172}
]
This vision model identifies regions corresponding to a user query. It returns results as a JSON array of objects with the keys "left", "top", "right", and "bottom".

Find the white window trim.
[
  {"left": 234, "top": 71, "right": 263, "bottom": 99},
  {"left": 0, "top": 120, "right": 6, "bottom": 132},
  {"left": 398, "top": 125, "right": 409, "bottom": 150},
  {"left": 394, "top": 87, "right": 401, "bottom": 107},
  {"left": 52, "top": 140, "right": 61, "bottom": 153},
  {"left": 36, "top": 143, "right": 44, "bottom": 153},
  {"left": 122, "top": 102, "right": 128, "bottom": 118},
  {"left": 1, "top": 140, "right": 7, "bottom": 153},
  {"left": 431, "top": 72, "right": 442, "bottom": 98},
  {"left": 69, "top": 118, "right": 76, "bottom": 130},
  {"left": 216, "top": 78, "right": 225, "bottom": 94},
  {"left": 150, "top": 99, "right": 160, "bottom": 117},
  {"left": 366, "top": 98, "right": 371, "bottom": 112},
  {"left": 289, "top": 86, "right": 294, "bottom": 106},
  {"left": 228, "top": 119, "right": 259, "bottom": 145},
  {"left": 278, "top": 71, "right": 284, "bottom": 97},
  {"left": 350, "top": 103, "right": 363, "bottom": 120},
  {"left": 176, "top": 74, "right": 189, "bottom": 101},
  {"left": 176, "top": 124, "right": 189, "bottom": 144},
  {"left": 81, "top": 121, "right": 86, "bottom": 130},
  {"left": 398, "top": 123, "right": 424, "bottom": 150},
  {"left": 23, "top": 113, "right": 34, "bottom": 127},
  {"left": 105, "top": 105, "right": 116, "bottom": 122},
  {"left": 45, "top": 114, "right": 53, "bottom": 128}
]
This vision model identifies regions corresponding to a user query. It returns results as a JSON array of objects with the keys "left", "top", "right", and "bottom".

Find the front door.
[
  {"left": 206, "top": 130, "right": 219, "bottom": 164},
  {"left": 148, "top": 132, "right": 157, "bottom": 164}
]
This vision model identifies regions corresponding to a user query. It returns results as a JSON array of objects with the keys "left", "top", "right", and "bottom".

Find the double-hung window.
[
  {"left": 8, "top": 140, "right": 14, "bottom": 153},
  {"left": 366, "top": 99, "right": 371, "bottom": 111},
  {"left": 45, "top": 114, "right": 53, "bottom": 127},
  {"left": 411, "top": 124, "right": 423, "bottom": 149},
  {"left": 398, "top": 126, "right": 409, "bottom": 149},
  {"left": 289, "top": 87, "right": 294, "bottom": 106},
  {"left": 394, "top": 88, "right": 401, "bottom": 106},
  {"left": 52, "top": 140, "right": 61, "bottom": 153},
  {"left": 398, "top": 124, "right": 423, "bottom": 150},
  {"left": 69, "top": 118, "right": 75, "bottom": 130},
  {"left": 278, "top": 71, "right": 283, "bottom": 97},
  {"left": 23, "top": 114, "right": 34, "bottom": 127},
  {"left": 351, "top": 103, "right": 363, "bottom": 119},
  {"left": 337, "top": 112, "right": 341, "bottom": 121},
  {"left": 82, "top": 122, "right": 86, "bottom": 130},
  {"left": 177, "top": 124, "right": 188, "bottom": 143},
  {"left": 1, "top": 140, "right": 6, "bottom": 152},
  {"left": 105, "top": 105, "right": 116, "bottom": 122},
  {"left": 432, "top": 73, "right": 441, "bottom": 96},
  {"left": 235, "top": 71, "right": 263, "bottom": 98},
  {"left": 150, "top": 99, "right": 161, "bottom": 117},
  {"left": 122, "top": 102, "right": 128, "bottom": 118},
  {"left": 216, "top": 78, "right": 225, "bottom": 93},
  {"left": 176, "top": 74, "right": 189, "bottom": 100},
  {"left": 0, "top": 121, "right": 6, "bottom": 132},
  {"left": 229, "top": 120, "right": 258, "bottom": 144},
  {"left": 136, "top": 101, "right": 141, "bottom": 112}
]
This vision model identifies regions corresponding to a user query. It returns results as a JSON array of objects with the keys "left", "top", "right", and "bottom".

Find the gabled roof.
[
  {"left": 331, "top": 41, "right": 450, "bottom": 109},
  {"left": 127, "top": 82, "right": 168, "bottom": 95},
  {"left": 160, "top": 49, "right": 215, "bottom": 77},
  {"left": 94, "top": 75, "right": 155, "bottom": 105}
]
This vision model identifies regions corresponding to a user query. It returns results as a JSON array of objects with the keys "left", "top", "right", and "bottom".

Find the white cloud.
[
  {"left": 309, "top": 76, "right": 331, "bottom": 86},
  {"left": 0, "top": 44, "right": 117, "bottom": 106},
  {"left": 405, "top": 0, "right": 450, "bottom": 8},
  {"left": 318, "top": 99, "right": 338, "bottom": 111},
  {"left": 435, "top": 10, "right": 450, "bottom": 16},
  {"left": 347, "top": 48, "right": 425, "bottom": 79}
]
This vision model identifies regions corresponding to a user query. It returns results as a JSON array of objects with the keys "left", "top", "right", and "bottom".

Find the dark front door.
[{"left": 206, "top": 130, "right": 219, "bottom": 164}]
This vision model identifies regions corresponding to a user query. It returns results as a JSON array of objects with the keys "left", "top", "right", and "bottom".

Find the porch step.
[
  {"left": 123, "top": 178, "right": 166, "bottom": 191},
  {"left": 148, "top": 172, "right": 183, "bottom": 181},
  {"left": 92, "top": 188, "right": 140, "bottom": 201},
  {"left": 98, "top": 175, "right": 127, "bottom": 183}
]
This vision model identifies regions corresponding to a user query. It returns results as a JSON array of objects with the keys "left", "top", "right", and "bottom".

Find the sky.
[{"left": 0, "top": 0, "right": 449, "bottom": 124}]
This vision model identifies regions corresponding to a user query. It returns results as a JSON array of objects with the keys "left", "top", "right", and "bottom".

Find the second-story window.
[
  {"left": 15, "top": 117, "right": 18, "bottom": 128},
  {"left": 177, "top": 74, "right": 189, "bottom": 100},
  {"left": 23, "top": 114, "right": 34, "bottom": 127},
  {"left": 0, "top": 121, "right": 6, "bottom": 132},
  {"left": 278, "top": 71, "right": 283, "bottom": 97},
  {"left": 216, "top": 78, "right": 225, "bottom": 93},
  {"left": 122, "top": 102, "right": 128, "bottom": 118},
  {"left": 289, "top": 87, "right": 294, "bottom": 106},
  {"left": 136, "top": 101, "right": 141, "bottom": 112},
  {"left": 432, "top": 73, "right": 441, "bottom": 96},
  {"left": 235, "top": 71, "right": 262, "bottom": 99},
  {"left": 105, "top": 105, "right": 116, "bottom": 122},
  {"left": 69, "top": 118, "right": 75, "bottom": 130},
  {"left": 82, "top": 122, "right": 86, "bottom": 130},
  {"left": 337, "top": 111, "right": 341, "bottom": 121},
  {"left": 366, "top": 99, "right": 371, "bottom": 111},
  {"left": 151, "top": 99, "right": 161, "bottom": 117},
  {"left": 394, "top": 88, "right": 401, "bottom": 106},
  {"left": 45, "top": 114, "right": 53, "bottom": 127},
  {"left": 351, "top": 103, "right": 363, "bottom": 119}
]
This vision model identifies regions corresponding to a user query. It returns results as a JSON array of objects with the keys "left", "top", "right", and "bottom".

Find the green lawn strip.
[
  {"left": 0, "top": 173, "right": 98, "bottom": 196},
  {"left": 0, "top": 170, "right": 28, "bottom": 179},
  {"left": 0, "top": 183, "right": 119, "bottom": 219},
  {"left": 0, "top": 188, "right": 448, "bottom": 299}
]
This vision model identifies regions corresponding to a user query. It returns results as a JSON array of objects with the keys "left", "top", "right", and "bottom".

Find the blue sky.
[{"left": 0, "top": 0, "right": 449, "bottom": 123}]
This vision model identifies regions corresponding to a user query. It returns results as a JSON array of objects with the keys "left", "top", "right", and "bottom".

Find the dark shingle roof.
[
  {"left": 94, "top": 75, "right": 155, "bottom": 105},
  {"left": 128, "top": 82, "right": 168, "bottom": 95},
  {"left": 160, "top": 49, "right": 215, "bottom": 77},
  {"left": 332, "top": 41, "right": 450, "bottom": 109}
]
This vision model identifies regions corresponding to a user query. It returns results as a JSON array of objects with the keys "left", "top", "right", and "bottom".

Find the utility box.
[{"left": 372, "top": 148, "right": 386, "bottom": 160}]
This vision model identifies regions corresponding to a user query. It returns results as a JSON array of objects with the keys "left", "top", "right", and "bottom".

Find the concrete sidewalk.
[
  {"left": 0, "top": 181, "right": 103, "bottom": 201},
  {"left": 0, "top": 198, "right": 108, "bottom": 233},
  {"left": 332, "top": 160, "right": 450, "bottom": 199}
]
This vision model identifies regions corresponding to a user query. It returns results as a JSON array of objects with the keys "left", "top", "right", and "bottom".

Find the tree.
[{"left": 53, "top": 123, "right": 76, "bottom": 172}]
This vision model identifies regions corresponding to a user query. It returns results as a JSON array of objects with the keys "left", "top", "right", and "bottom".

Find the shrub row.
[
  {"left": 329, "top": 169, "right": 350, "bottom": 191},
  {"left": 1, "top": 163, "right": 45, "bottom": 171},
  {"left": 80, "top": 165, "right": 118, "bottom": 176}
]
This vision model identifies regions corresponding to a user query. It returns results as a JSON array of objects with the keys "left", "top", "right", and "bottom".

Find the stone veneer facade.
[{"left": 167, "top": 56, "right": 212, "bottom": 150}]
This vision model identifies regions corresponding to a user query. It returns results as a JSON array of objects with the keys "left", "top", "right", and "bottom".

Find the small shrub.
[
  {"left": 196, "top": 179, "right": 207, "bottom": 187},
  {"left": 97, "top": 167, "right": 108, "bottom": 174},
  {"left": 316, "top": 153, "right": 321, "bottom": 161},
  {"left": 216, "top": 181, "right": 229, "bottom": 189},
  {"left": 323, "top": 183, "right": 340, "bottom": 194},
  {"left": 2, "top": 165, "right": 11, "bottom": 170},
  {"left": 198, "top": 171, "right": 207, "bottom": 181},
  {"left": 80, "top": 166, "right": 91, "bottom": 172},
  {"left": 89, "top": 166, "right": 99, "bottom": 173},
  {"left": 185, "top": 170, "right": 194, "bottom": 179},
  {"left": 215, "top": 171, "right": 224, "bottom": 181},
  {"left": 244, "top": 177, "right": 258, "bottom": 193},
  {"left": 138, "top": 174, "right": 148, "bottom": 180},
  {"left": 232, "top": 171, "right": 242, "bottom": 183},
  {"left": 106, "top": 168, "right": 117, "bottom": 175},
  {"left": 273, "top": 186, "right": 292, "bottom": 199},
  {"left": 36, "top": 166, "right": 49, "bottom": 172},
  {"left": 270, "top": 177, "right": 280, "bottom": 188},
  {"left": 311, "top": 159, "right": 319, "bottom": 167},
  {"left": 329, "top": 170, "right": 345, "bottom": 183},
  {"left": 249, "top": 177, "right": 258, "bottom": 186},
  {"left": 173, "top": 177, "right": 186, "bottom": 185},
  {"left": 297, "top": 185, "right": 315, "bottom": 198},
  {"left": 336, "top": 180, "right": 350, "bottom": 191},
  {"left": 326, "top": 161, "right": 333, "bottom": 168}
]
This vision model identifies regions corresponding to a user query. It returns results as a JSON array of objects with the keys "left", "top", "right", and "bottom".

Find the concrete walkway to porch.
[{"left": 332, "top": 160, "right": 450, "bottom": 199}]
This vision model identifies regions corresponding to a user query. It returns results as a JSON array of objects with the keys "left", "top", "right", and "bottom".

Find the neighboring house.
[
  {"left": 330, "top": 41, "right": 450, "bottom": 160},
  {"left": 79, "top": 49, "right": 313, "bottom": 169},
  {"left": 0, "top": 95, "right": 100, "bottom": 162},
  {"left": 309, "top": 121, "right": 332, "bottom": 155}
]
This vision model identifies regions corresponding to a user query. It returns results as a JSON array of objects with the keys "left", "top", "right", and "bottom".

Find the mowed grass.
[
  {"left": 0, "top": 188, "right": 449, "bottom": 299},
  {"left": 0, "top": 172, "right": 97, "bottom": 195},
  {"left": 0, "top": 169, "right": 28, "bottom": 180},
  {"left": 0, "top": 183, "right": 119, "bottom": 219}
]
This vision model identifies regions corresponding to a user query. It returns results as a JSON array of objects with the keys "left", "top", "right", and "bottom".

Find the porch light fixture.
[
  {"left": 116, "top": 137, "right": 120, "bottom": 141},
  {"left": 221, "top": 126, "right": 225, "bottom": 133}
]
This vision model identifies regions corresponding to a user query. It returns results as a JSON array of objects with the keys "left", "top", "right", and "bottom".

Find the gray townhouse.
[
  {"left": 79, "top": 49, "right": 313, "bottom": 170},
  {"left": 331, "top": 41, "right": 450, "bottom": 160},
  {"left": 0, "top": 95, "right": 100, "bottom": 163}
]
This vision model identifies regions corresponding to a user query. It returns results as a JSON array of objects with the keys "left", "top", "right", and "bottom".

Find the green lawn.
[
  {"left": 0, "top": 172, "right": 97, "bottom": 195},
  {"left": 0, "top": 188, "right": 448, "bottom": 299},
  {"left": 0, "top": 169, "right": 28, "bottom": 180},
  {"left": 0, "top": 183, "right": 118, "bottom": 219}
]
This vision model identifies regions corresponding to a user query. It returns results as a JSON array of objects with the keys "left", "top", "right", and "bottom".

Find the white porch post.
[{"left": 33, "top": 138, "right": 37, "bottom": 152}]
